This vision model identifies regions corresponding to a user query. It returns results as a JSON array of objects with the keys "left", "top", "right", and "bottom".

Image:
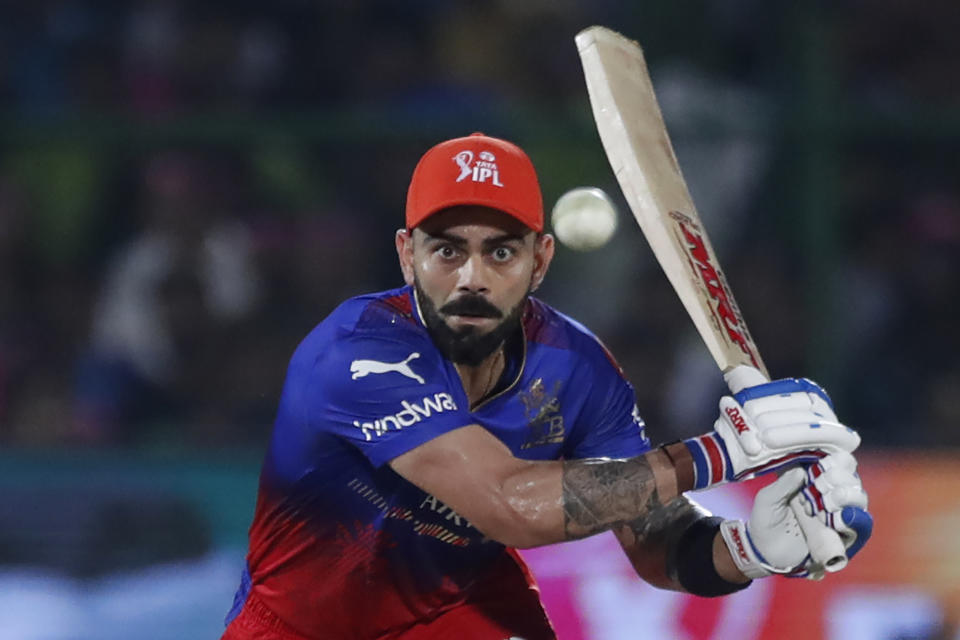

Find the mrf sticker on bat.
[{"left": 667, "top": 210, "right": 761, "bottom": 369}]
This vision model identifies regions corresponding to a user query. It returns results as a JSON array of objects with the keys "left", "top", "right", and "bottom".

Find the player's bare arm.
[
  {"left": 562, "top": 451, "right": 731, "bottom": 587},
  {"left": 391, "top": 426, "right": 748, "bottom": 590},
  {"left": 389, "top": 425, "right": 689, "bottom": 550},
  {"left": 562, "top": 451, "right": 745, "bottom": 589},
  {"left": 392, "top": 374, "right": 865, "bottom": 593},
  {"left": 561, "top": 455, "right": 666, "bottom": 539}
]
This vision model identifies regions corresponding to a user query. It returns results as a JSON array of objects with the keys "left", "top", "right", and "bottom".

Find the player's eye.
[
  {"left": 491, "top": 246, "right": 515, "bottom": 262},
  {"left": 436, "top": 245, "right": 459, "bottom": 260}
]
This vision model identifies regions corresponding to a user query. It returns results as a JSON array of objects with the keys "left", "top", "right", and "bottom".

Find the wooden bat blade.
[{"left": 576, "top": 26, "right": 767, "bottom": 377}]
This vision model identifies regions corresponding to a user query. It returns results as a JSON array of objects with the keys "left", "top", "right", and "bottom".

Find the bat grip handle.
[{"left": 790, "top": 494, "right": 848, "bottom": 572}]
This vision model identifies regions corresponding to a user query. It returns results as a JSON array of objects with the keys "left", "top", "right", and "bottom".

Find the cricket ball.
[{"left": 550, "top": 187, "right": 618, "bottom": 251}]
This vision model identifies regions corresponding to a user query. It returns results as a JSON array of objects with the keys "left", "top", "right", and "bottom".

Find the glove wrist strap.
[
  {"left": 719, "top": 519, "right": 772, "bottom": 579},
  {"left": 683, "top": 433, "right": 732, "bottom": 490}
]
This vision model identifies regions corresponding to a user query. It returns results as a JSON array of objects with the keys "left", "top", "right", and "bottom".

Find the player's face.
[{"left": 396, "top": 206, "right": 554, "bottom": 365}]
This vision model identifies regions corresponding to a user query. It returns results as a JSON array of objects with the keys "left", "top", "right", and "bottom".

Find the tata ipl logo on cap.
[{"left": 453, "top": 150, "right": 504, "bottom": 187}]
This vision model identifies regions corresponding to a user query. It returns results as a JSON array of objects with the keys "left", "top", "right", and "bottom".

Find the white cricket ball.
[{"left": 550, "top": 187, "right": 618, "bottom": 251}]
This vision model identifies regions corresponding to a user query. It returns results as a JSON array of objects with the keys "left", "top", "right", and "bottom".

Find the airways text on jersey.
[{"left": 353, "top": 392, "right": 458, "bottom": 441}]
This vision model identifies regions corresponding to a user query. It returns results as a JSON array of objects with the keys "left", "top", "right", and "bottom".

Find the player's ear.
[
  {"left": 396, "top": 228, "right": 416, "bottom": 286},
  {"left": 530, "top": 232, "right": 554, "bottom": 292}
]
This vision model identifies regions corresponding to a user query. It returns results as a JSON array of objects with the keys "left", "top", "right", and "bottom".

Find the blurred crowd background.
[
  {"left": 1, "top": 0, "right": 957, "bottom": 452},
  {"left": 0, "top": 1, "right": 958, "bottom": 638}
]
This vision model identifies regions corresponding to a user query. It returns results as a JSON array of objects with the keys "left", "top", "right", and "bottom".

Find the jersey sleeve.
[
  {"left": 307, "top": 330, "right": 473, "bottom": 468},
  {"left": 564, "top": 344, "right": 651, "bottom": 460}
]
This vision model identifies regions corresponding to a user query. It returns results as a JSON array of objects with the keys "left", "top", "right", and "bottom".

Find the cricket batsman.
[{"left": 222, "top": 133, "right": 871, "bottom": 640}]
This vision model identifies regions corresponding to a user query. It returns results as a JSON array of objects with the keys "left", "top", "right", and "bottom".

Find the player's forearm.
[
  {"left": 614, "top": 497, "right": 749, "bottom": 591},
  {"left": 501, "top": 449, "right": 690, "bottom": 546},
  {"left": 612, "top": 493, "right": 710, "bottom": 590},
  {"left": 499, "top": 446, "right": 687, "bottom": 548},
  {"left": 560, "top": 447, "right": 681, "bottom": 540},
  {"left": 528, "top": 444, "right": 748, "bottom": 590},
  {"left": 392, "top": 426, "right": 699, "bottom": 550}
]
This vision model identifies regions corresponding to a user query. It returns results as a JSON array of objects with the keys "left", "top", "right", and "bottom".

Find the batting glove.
[
  {"left": 683, "top": 366, "right": 860, "bottom": 490},
  {"left": 721, "top": 467, "right": 842, "bottom": 580},
  {"left": 792, "top": 450, "right": 873, "bottom": 573}
]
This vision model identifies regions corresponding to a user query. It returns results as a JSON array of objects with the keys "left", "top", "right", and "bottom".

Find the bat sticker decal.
[{"left": 668, "top": 211, "right": 761, "bottom": 368}]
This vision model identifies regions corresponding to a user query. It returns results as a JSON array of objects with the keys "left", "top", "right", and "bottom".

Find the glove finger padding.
[
  {"left": 752, "top": 409, "right": 835, "bottom": 430},
  {"left": 795, "top": 452, "right": 873, "bottom": 566},
  {"left": 744, "top": 394, "right": 838, "bottom": 423},
  {"left": 799, "top": 453, "right": 869, "bottom": 515},
  {"left": 806, "top": 469, "right": 869, "bottom": 513},
  {"left": 714, "top": 395, "right": 858, "bottom": 477},
  {"left": 818, "top": 481, "right": 869, "bottom": 513},
  {"left": 759, "top": 421, "right": 860, "bottom": 453}
]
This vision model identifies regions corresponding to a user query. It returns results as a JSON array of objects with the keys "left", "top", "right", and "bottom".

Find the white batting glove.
[
  {"left": 792, "top": 451, "right": 873, "bottom": 574},
  {"left": 683, "top": 366, "right": 860, "bottom": 490},
  {"left": 721, "top": 467, "right": 843, "bottom": 580}
]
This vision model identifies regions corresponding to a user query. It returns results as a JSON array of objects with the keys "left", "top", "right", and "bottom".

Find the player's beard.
[{"left": 415, "top": 278, "right": 527, "bottom": 367}]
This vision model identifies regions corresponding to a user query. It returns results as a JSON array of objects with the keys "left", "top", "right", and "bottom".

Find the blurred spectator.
[
  {"left": 231, "top": 21, "right": 287, "bottom": 107},
  {"left": 0, "top": 179, "right": 38, "bottom": 437},
  {"left": 0, "top": 1, "right": 952, "bottom": 452},
  {"left": 903, "top": 191, "right": 960, "bottom": 446},
  {"left": 72, "top": 152, "right": 262, "bottom": 445},
  {"left": 840, "top": 0, "right": 960, "bottom": 109},
  {"left": 123, "top": 1, "right": 182, "bottom": 114},
  {"left": 835, "top": 185, "right": 960, "bottom": 447}
]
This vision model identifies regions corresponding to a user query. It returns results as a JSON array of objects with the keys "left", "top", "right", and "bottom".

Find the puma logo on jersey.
[{"left": 350, "top": 353, "right": 424, "bottom": 384}]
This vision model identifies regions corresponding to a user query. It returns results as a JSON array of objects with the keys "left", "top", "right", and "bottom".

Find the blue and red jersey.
[{"left": 224, "top": 285, "right": 650, "bottom": 639}]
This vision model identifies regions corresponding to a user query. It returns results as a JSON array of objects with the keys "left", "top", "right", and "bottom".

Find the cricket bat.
[{"left": 575, "top": 25, "right": 850, "bottom": 572}]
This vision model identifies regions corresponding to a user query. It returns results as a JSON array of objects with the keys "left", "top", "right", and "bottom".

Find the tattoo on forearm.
[
  {"left": 625, "top": 496, "right": 706, "bottom": 546},
  {"left": 562, "top": 457, "right": 660, "bottom": 539}
]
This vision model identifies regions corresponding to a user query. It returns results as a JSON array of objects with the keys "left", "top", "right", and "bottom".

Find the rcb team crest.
[{"left": 519, "top": 378, "right": 565, "bottom": 449}]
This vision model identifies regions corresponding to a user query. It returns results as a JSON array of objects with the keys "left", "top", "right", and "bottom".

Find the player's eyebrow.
[
  {"left": 481, "top": 233, "right": 526, "bottom": 249},
  {"left": 421, "top": 230, "right": 468, "bottom": 246},
  {"left": 421, "top": 231, "right": 527, "bottom": 247}
]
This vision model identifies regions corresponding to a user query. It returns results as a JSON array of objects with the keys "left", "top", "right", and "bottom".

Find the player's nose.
[{"left": 455, "top": 254, "right": 490, "bottom": 294}]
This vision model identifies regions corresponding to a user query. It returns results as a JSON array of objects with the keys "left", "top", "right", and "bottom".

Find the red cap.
[{"left": 406, "top": 133, "right": 544, "bottom": 232}]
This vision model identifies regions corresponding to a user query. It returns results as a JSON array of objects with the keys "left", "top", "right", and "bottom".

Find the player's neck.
[{"left": 455, "top": 347, "right": 506, "bottom": 408}]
